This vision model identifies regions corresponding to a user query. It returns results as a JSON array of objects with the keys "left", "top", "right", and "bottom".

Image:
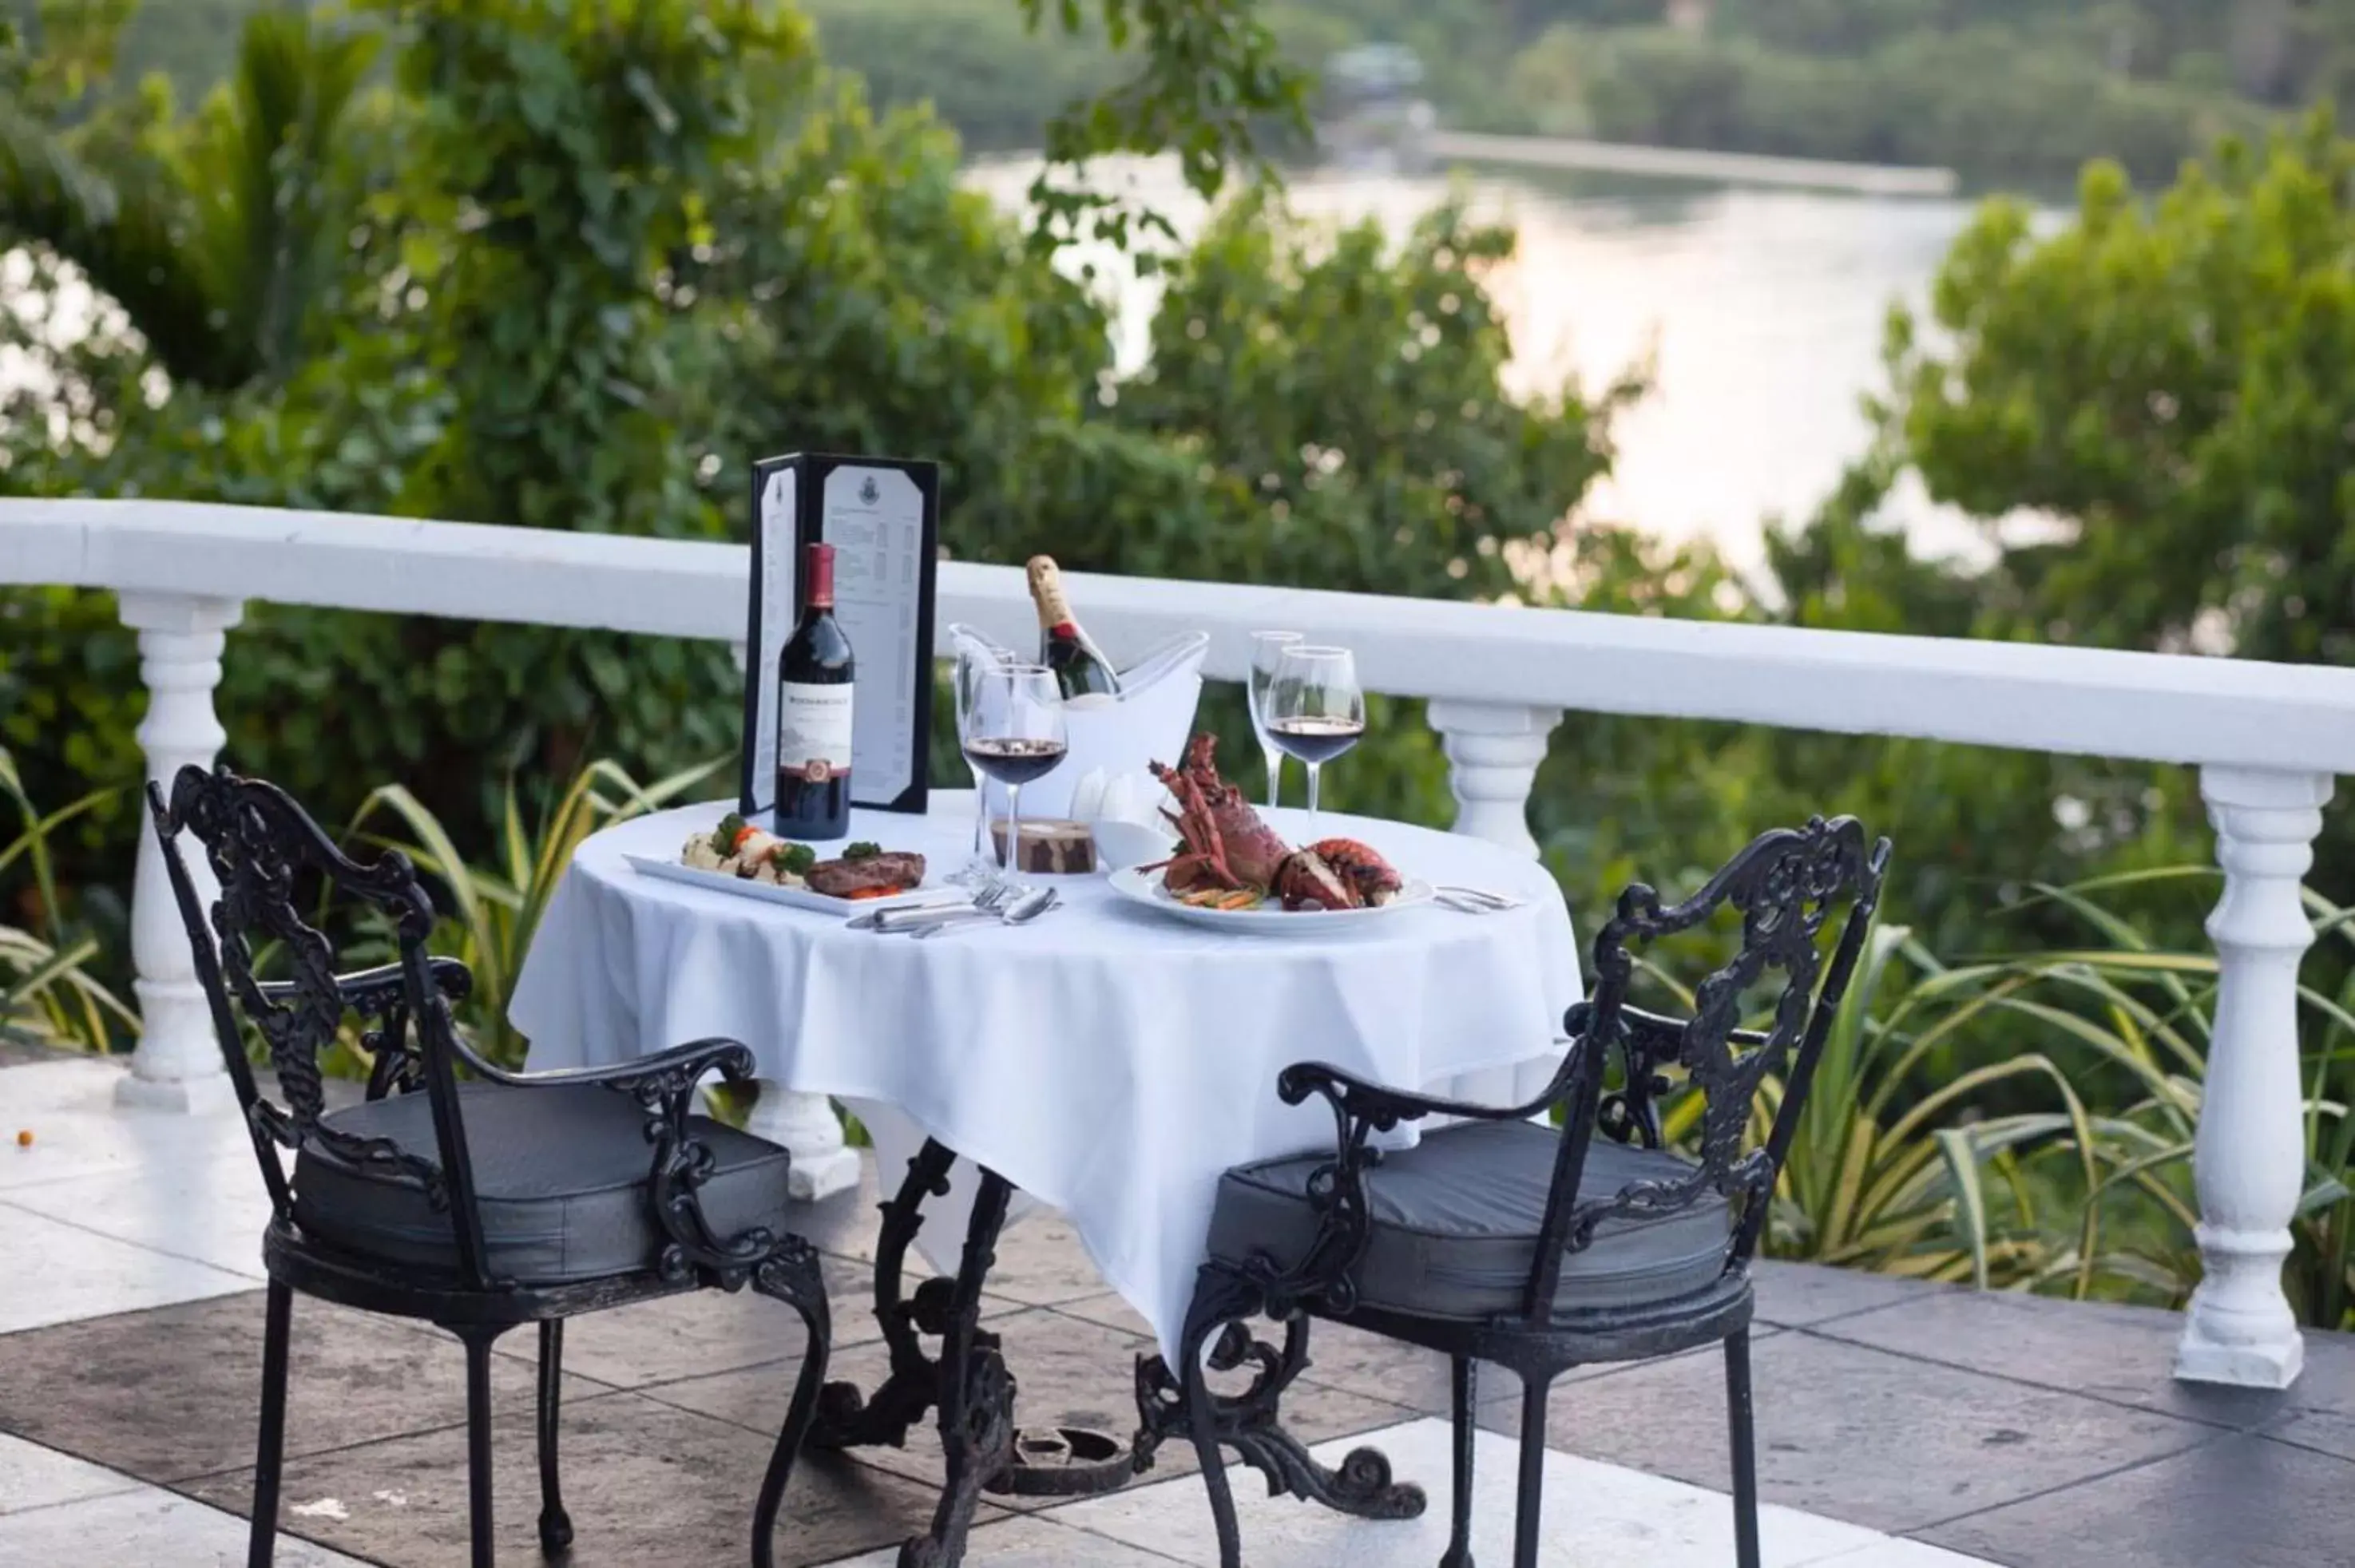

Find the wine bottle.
[
  {"left": 1026, "top": 555, "right": 1122, "bottom": 706},
  {"left": 774, "top": 541, "right": 855, "bottom": 841}
]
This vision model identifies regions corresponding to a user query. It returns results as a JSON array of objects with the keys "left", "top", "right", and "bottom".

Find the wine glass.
[
  {"left": 949, "top": 635, "right": 1008, "bottom": 887},
  {"left": 1247, "top": 631, "right": 1304, "bottom": 810},
  {"left": 1265, "top": 646, "right": 1365, "bottom": 834},
  {"left": 961, "top": 663, "right": 1068, "bottom": 885}
]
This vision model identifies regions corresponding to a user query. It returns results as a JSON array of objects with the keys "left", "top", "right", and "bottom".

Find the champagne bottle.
[
  {"left": 1027, "top": 555, "right": 1122, "bottom": 706},
  {"left": 774, "top": 542, "right": 854, "bottom": 841}
]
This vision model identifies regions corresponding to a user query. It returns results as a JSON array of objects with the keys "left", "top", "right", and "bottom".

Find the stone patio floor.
[{"left": 4, "top": 1050, "right": 2353, "bottom": 1566}]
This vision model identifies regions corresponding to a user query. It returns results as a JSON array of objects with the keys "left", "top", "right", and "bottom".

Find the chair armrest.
[
  {"left": 450, "top": 1035, "right": 757, "bottom": 1096},
  {"left": 259, "top": 960, "right": 474, "bottom": 1102},
  {"left": 1582, "top": 1003, "right": 1770, "bottom": 1063},
  {"left": 1275, "top": 1058, "right": 1571, "bottom": 1130},
  {"left": 256, "top": 956, "right": 473, "bottom": 1016},
  {"left": 1573, "top": 999, "right": 1762, "bottom": 1149}
]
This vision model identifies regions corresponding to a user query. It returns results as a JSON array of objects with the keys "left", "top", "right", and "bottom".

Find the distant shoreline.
[{"left": 1421, "top": 131, "right": 1960, "bottom": 199}]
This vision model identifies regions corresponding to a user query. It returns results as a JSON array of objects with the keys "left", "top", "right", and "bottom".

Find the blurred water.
[{"left": 967, "top": 156, "right": 2000, "bottom": 574}]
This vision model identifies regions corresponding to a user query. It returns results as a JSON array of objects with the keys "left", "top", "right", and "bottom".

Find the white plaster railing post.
[
  {"left": 2175, "top": 765, "right": 2333, "bottom": 1388},
  {"left": 744, "top": 1088, "right": 862, "bottom": 1201},
  {"left": 725, "top": 636, "right": 860, "bottom": 1199},
  {"left": 118, "top": 593, "right": 246, "bottom": 1113},
  {"left": 1427, "top": 700, "right": 1563, "bottom": 857}
]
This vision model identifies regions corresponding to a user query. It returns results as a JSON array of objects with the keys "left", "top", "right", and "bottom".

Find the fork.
[{"left": 851, "top": 882, "right": 1007, "bottom": 932}]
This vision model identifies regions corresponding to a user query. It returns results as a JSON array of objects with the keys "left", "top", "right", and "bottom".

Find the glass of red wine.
[
  {"left": 1247, "top": 630, "right": 1304, "bottom": 811},
  {"left": 1266, "top": 645, "right": 1365, "bottom": 834},
  {"left": 949, "top": 634, "right": 1010, "bottom": 887},
  {"left": 961, "top": 663, "right": 1068, "bottom": 885}
]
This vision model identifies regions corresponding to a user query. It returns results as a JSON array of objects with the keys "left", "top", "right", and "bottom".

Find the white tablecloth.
[{"left": 508, "top": 795, "right": 1581, "bottom": 1360}]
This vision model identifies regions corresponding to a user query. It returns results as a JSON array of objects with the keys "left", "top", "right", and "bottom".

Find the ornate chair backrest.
[
  {"left": 149, "top": 764, "right": 497, "bottom": 1285},
  {"left": 1526, "top": 816, "right": 1891, "bottom": 1319}
]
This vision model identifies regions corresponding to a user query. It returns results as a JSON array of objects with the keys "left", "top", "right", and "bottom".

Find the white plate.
[
  {"left": 1105, "top": 865, "right": 1434, "bottom": 935},
  {"left": 624, "top": 853, "right": 943, "bottom": 915}
]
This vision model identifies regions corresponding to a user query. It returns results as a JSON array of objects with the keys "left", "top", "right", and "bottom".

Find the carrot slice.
[{"left": 839, "top": 885, "right": 905, "bottom": 901}]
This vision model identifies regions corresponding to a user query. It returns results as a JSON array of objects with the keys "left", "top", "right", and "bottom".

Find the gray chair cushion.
[
  {"left": 1206, "top": 1119, "right": 1730, "bottom": 1321},
  {"left": 292, "top": 1081, "right": 793, "bottom": 1285}
]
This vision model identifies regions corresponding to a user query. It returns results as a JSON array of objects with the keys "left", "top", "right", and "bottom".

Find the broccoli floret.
[
  {"left": 712, "top": 814, "right": 748, "bottom": 855},
  {"left": 844, "top": 841, "right": 882, "bottom": 861},
  {"left": 772, "top": 841, "right": 818, "bottom": 875}
]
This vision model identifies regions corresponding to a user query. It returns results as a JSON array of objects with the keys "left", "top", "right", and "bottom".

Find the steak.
[{"left": 805, "top": 851, "right": 926, "bottom": 897}]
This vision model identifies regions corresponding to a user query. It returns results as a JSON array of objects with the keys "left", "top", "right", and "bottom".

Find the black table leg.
[{"left": 808, "top": 1139, "right": 1141, "bottom": 1568}]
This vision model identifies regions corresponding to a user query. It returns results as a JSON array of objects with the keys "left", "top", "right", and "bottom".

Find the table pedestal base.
[
  {"left": 811, "top": 1140, "right": 1414, "bottom": 1565},
  {"left": 807, "top": 1140, "right": 1140, "bottom": 1567}
]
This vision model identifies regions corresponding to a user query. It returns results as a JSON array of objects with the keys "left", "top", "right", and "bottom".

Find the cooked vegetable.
[
  {"left": 711, "top": 814, "right": 748, "bottom": 856},
  {"left": 771, "top": 841, "right": 817, "bottom": 876},
  {"left": 843, "top": 841, "right": 882, "bottom": 861},
  {"left": 840, "top": 885, "right": 898, "bottom": 901}
]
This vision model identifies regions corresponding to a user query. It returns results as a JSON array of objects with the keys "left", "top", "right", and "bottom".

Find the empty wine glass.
[
  {"left": 1247, "top": 630, "right": 1304, "bottom": 810},
  {"left": 961, "top": 663, "right": 1068, "bottom": 885},
  {"left": 1265, "top": 646, "right": 1365, "bottom": 833}
]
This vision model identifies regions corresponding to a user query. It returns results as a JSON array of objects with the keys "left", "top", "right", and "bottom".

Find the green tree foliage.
[
  {"left": 1, "top": 9, "right": 378, "bottom": 391},
  {"left": 802, "top": 0, "right": 1122, "bottom": 152},
  {"left": 0, "top": 0, "right": 1619, "bottom": 890},
  {"left": 1894, "top": 115, "right": 2355, "bottom": 668}
]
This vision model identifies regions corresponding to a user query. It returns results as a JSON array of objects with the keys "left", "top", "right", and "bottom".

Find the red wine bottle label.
[{"left": 777, "top": 683, "right": 854, "bottom": 782}]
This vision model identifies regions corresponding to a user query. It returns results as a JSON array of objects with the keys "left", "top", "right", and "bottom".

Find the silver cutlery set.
[
  {"left": 851, "top": 882, "right": 1060, "bottom": 936},
  {"left": 850, "top": 879, "right": 1520, "bottom": 932},
  {"left": 1433, "top": 884, "right": 1525, "bottom": 915}
]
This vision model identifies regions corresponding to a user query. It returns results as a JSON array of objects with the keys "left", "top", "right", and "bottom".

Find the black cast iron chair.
[
  {"left": 1168, "top": 816, "right": 1889, "bottom": 1568},
  {"left": 149, "top": 765, "right": 832, "bottom": 1568}
]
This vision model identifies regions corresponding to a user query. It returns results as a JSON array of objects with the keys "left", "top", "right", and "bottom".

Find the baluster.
[
  {"left": 2176, "top": 765, "right": 2332, "bottom": 1388},
  {"left": 1426, "top": 700, "right": 1561, "bottom": 858},
  {"left": 746, "top": 1084, "right": 862, "bottom": 1201},
  {"left": 118, "top": 593, "right": 246, "bottom": 1112}
]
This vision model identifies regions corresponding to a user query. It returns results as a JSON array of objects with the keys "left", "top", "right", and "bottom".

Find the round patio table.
[{"left": 509, "top": 793, "right": 1580, "bottom": 1562}]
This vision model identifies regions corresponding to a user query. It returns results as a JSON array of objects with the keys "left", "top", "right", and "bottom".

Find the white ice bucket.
[{"left": 953, "top": 626, "right": 1207, "bottom": 820}]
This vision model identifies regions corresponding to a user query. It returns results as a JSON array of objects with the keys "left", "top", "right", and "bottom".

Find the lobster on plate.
[{"left": 1144, "top": 734, "right": 1402, "bottom": 912}]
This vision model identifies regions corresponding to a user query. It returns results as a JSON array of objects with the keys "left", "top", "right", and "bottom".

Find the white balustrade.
[
  {"left": 743, "top": 1083, "right": 862, "bottom": 1202},
  {"left": 10, "top": 500, "right": 2355, "bottom": 1389},
  {"left": 2176, "top": 766, "right": 2333, "bottom": 1388},
  {"left": 117, "top": 592, "right": 246, "bottom": 1114},
  {"left": 1427, "top": 700, "right": 1562, "bottom": 857}
]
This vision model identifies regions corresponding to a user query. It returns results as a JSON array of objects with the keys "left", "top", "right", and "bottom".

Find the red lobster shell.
[
  {"left": 1146, "top": 735, "right": 1291, "bottom": 895},
  {"left": 1308, "top": 837, "right": 1402, "bottom": 907},
  {"left": 1274, "top": 849, "right": 1357, "bottom": 910}
]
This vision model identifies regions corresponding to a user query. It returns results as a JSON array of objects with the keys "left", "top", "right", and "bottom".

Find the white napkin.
[{"left": 1072, "top": 767, "right": 1172, "bottom": 830}]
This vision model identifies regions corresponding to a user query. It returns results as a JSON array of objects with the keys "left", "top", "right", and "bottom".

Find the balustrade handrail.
[
  {"left": 2, "top": 493, "right": 2342, "bottom": 1390},
  {"left": 9, "top": 497, "right": 2355, "bottom": 772}
]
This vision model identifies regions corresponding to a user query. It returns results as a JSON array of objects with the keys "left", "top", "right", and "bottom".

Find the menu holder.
[{"left": 741, "top": 453, "right": 938, "bottom": 816}]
